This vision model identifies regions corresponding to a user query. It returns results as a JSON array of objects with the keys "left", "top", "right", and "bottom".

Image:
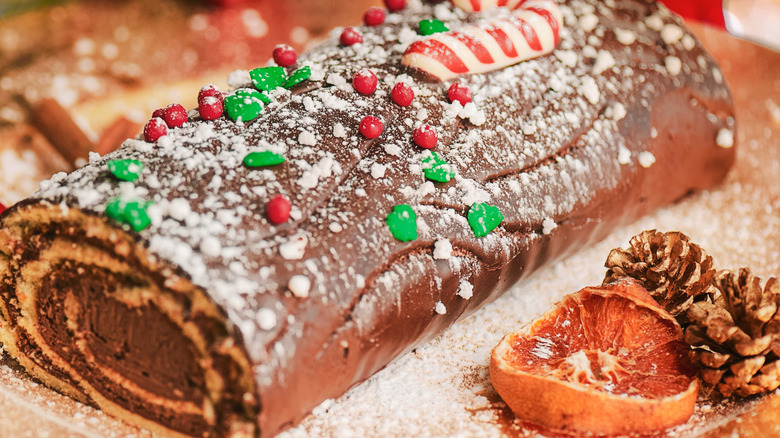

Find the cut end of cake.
[{"left": 0, "top": 202, "right": 258, "bottom": 438}]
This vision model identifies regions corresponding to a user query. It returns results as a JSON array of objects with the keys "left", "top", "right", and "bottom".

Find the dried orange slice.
[{"left": 490, "top": 279, "right": 699, "bottom": 435}]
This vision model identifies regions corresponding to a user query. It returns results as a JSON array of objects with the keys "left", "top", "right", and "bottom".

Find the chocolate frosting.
[{"left": 0, "top": 0, "right": 735, "bottom": 436}]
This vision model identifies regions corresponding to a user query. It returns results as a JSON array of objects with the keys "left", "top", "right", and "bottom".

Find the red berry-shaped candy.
[
  {"left": 163, "top": 103, "right": 188, "bottom": 128},
  {"left": 0, "top": 202, "right": 6, "bottom": 215},
  {"left": 391, "top": 82, "right": 414, "bottom": 106},
  {"left": 199, "top": 96, "right": 224, "bottom": 120},
  {"left": 383, "top": 0, "right": 406, "bottom": 12},
  {"left": 198, "top": 84, "right": 223, "bottom": 104},
  {"left": 364, "top": 7, "right": 386, "bottom": 26},
  {"left": 273, "top": 44, "right": 297, "bottom": 67},
  {"left": 340, "top": 27, "right": 363, "bottom": 46},
  {"left": 143, "top": 118, "right": 168, "bottom": 142},
  {"left": 267, "top": 195, "right": 291, "bottom": 224},
  {"left": 353, "top": 69, "right": 378, "bottom": 95},
  {"left": 447, "top": 83, "right": 473, "bottom": 105},
  {"left": 359, "top": 116, "right": 383, "bottom": 139},
  {"left": 152, "top": 108, "right": 165, "bottom": 119},
  {"left": 413, "top": 125, "right": 438, "bottom": 149}
]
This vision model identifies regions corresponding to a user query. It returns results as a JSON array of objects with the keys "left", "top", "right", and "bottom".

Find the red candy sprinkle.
[
  {"left": 273, "top": 44, "right": 297, "bottom": 67},
  {"left": 199, "top": 96, "right": 224, "bottom": 120},
  {"left": 163, "top": 103, "right": 188, "bottom": 128},
  {"left": 391, "top": 82, "right": 414, "bottom": 106},
  {"left": 359, "top": 116, "right": 383, "bottom": 139},
  {"left": 353, "top": 69, "right": 378, "bottom": 95},
  {"left": 143, "top": 117, "right": 168, "bottom": 142},
  {"left": 340, "top": 27, "right": 363, "bottom": 46},
  {"left": 0, "top": 202, "right": 6, "bottom": 215},
  {"left": 198, "top": 84, "right": 223, "bottom": 104},
  {"left": 383, "top": 0, "right": 407, "bottom": 12},
  {"left": 447, "top": 83, "right": 473, "bottom": 105},
  {"left": 364, "top": 7, "right": 386, "bottom": 26},
  {"left": 267, "top": 195, "right": 291, "bottom": 224},
  {"left": 413, "top": 125, "right": 438, "bottom": 149}
]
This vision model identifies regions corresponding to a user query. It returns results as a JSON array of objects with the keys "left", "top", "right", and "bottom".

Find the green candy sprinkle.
[
  {"left": 422, "top": 152, "right": 455, "bottom": 183},
  {"left": 418, "top": 19, "right": 449, "bottom": 36},
  {"left": 467, "top": 202, "right": 504, "bottom": 238},
  {"left": 105, "top": 198, "right": 153, "bottom": 232},
  {"left": 243, "top": 151, "right": 285, "bottom": 167},
  {"left": 107, "top": 159, "right": 144, "bottom": 182},
  {"left": 284, "top": 66, "right": 312, "bottom": 89},
  {"left": 387, "top": 204, "right": 418, "bottom": 242},
  {"left": 250, "top": 66, "right": 287, "bottom": 91},
  {"left": 225, "top": 90, "right": 266, "bottom": 122},
  {"left": 236, "top": 88, "right": 271, "bottom": 104}
]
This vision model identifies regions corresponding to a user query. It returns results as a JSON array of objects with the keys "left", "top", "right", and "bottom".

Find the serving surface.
[{"left": 0, "top": 0, "right": 776, "bottom": 433}]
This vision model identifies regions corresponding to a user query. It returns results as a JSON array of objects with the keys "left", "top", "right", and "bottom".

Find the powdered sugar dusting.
[
  {"left": 0, "top": 356, "right": 155, "bottom": 437},
  {"left": 0, "top": 150, "right": 41, "bottom": 204},
  {"left": 282, "top": 164, "right": 780, "bottom": 436},
  {"left": 5, "top": 0, "right": 759, "bottom": 435}
]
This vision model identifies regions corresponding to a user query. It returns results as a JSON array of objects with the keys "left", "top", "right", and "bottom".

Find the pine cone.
[
  {"left": 604, "top": 230, "right": 717, "bottom": 318},
  {"left": 685, "top": 269, "right": 780, "bottom": 397}
]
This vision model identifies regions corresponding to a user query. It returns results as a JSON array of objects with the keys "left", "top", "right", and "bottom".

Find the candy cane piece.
[
  {"left": 450, "top": 0, "right": 530, "bottom": 13},
  {"left": 403, "top": 0, "right": 562, "bottom": 81}
]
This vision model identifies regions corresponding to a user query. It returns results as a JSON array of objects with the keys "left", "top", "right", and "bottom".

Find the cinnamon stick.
[
  {"left": 23, "top": 97, "right": 94, "bottom": 169},
  {"left": 95, "top": 117, "right": 142, "bottom": 156}
]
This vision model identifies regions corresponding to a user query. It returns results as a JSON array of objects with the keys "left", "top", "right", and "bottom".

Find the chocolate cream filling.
[
  {"left": 0, "top": 205, "right": 257, "bottom": 438},
  {"left": 39, "top": 262, "right": 213, "bottom": 435}
]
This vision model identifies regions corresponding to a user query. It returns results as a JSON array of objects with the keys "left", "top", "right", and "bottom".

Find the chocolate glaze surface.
[{"left": 0, "top": 0, "right": 735, "bottom": 436}]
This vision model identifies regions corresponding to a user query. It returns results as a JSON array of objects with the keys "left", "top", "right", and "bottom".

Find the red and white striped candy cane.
[
  {"left": 403, "top": 0, "right": 562, "bottom": 81},
  {"left": 450, "top": 0, "right": 529, "bottom": 12}
]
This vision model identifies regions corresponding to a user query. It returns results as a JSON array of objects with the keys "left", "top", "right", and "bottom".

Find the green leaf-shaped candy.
[
  {"left": 422, "top": 152, "right": 455, "bottom": 183},
  {"left": 419, "top": 19, "right": 449, "bottom": 36},
  {"left": 225, "top": 89, "right": 267, "bottom": 122},
  {"left": 107, "top": 159, "right": 144, "bottom": 182},
  {"left": 284, "top": 66, "right": 312, "bottom": 89},
  {"left": 467, "top": 202, "right": 504, "bottom": 238},
  {"left": 250, "top": 66, "right": 287, "bottom": 91},
  {"left": 387, "top": 204, "right": 418, "bottom": 242},
  {"left": 243, "top": 151, "right": 285, "bottom": 167},
  {"left": 105, "top": 198, "right": 153, "bottom": 232}
]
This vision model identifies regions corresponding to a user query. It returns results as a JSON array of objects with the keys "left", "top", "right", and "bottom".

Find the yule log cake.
[{"left": 0, "top": 0, "right": 735, "bottom": 436}]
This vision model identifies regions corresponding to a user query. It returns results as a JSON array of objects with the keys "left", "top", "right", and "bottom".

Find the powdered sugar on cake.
[{"left": 29, "top": 0, "right": 733, "bottom": 396}]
